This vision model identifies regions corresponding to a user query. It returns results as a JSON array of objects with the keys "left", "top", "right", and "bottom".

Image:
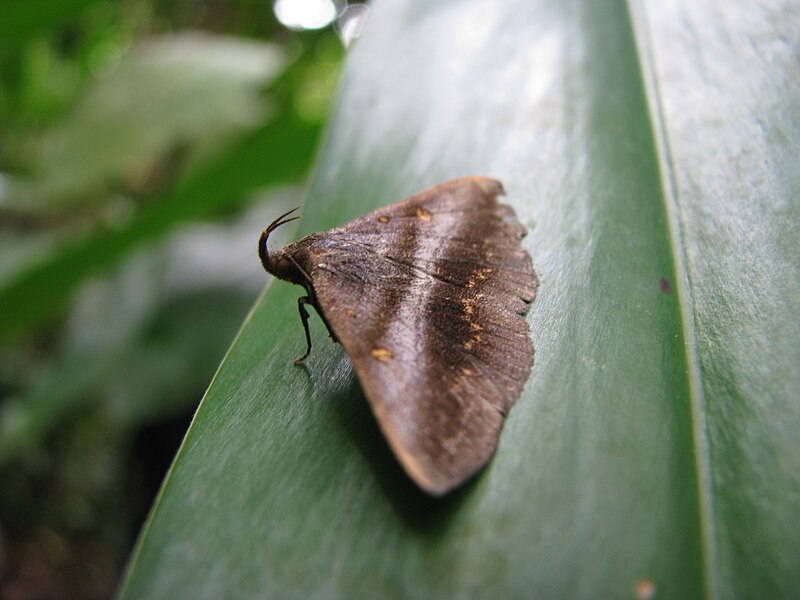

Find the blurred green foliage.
[{"left": 0, "top": 1, "right": 343, "bottom": 596}]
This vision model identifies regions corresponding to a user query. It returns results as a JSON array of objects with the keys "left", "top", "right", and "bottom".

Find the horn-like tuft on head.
[{"left": 259, "top": 207, "right": 301, "bottom": 272}]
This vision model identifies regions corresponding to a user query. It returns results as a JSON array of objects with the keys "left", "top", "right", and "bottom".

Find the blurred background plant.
[{"left": 0, "top": 0, "right": 365, "bottom": 596}]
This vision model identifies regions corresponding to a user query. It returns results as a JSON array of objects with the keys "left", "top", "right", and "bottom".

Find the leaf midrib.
[{"left": 628, "top": 1, "right": 718, "bottom": 598}]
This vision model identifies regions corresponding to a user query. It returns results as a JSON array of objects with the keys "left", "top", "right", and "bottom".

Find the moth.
[{"left": 259, "top": 177, "right": 538, "bottom": 496}]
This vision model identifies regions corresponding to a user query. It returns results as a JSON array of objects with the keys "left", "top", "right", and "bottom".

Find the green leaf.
[
  {"left": 0, "top": 0, "right": 101, "bottom": 56},
  {"left": 119, "top": 1, "right": 800, "bottom": 598},
  {"left": 9, "top": 32, "right": 286, "bottom": 210},
  {"left": 0, "top": 118, "right": 320, "bottom": 339}
]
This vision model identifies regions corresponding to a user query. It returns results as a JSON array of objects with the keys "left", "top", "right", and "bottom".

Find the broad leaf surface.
[{"left": 119, "top": 1, "right": 800, "bottom": 598}]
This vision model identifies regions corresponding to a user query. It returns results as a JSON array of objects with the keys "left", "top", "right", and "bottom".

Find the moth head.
[{"left": 259, "top": 207, "right": 305, "bottom": 283}]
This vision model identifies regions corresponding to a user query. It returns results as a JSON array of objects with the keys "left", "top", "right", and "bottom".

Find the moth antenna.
[{"left": 259, "top": 207, "right": 301, "bottom": 271}]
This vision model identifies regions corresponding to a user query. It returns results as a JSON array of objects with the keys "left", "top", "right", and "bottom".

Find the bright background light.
[
  {"left": 274, "top": 0, "right": 337, "bottom": 31},
  {"left": 336, "top": 3, "right": 370, "bottom": 47}
]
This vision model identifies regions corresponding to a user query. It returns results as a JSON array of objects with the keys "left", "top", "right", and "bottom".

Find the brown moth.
[{"left": 259, "top": 177, "right": 538, "bottom": 496}]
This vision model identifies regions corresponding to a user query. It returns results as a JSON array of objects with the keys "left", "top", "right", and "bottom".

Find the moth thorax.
[{"left": 265, "top": 247, "right": 306, "bottom": 285}]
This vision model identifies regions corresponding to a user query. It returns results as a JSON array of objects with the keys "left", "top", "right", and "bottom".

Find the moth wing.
[{"left": 310, "top": 177, "right": 538, "bottom": 495}]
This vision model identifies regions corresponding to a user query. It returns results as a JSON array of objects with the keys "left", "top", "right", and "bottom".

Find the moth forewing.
[{"left": 259, "top": 177, "right": 538, "bottom": 495}]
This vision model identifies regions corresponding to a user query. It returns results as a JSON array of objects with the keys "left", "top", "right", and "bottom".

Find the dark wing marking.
[{"left": 310, "top": 177, "right": 537, "bottom": 495}]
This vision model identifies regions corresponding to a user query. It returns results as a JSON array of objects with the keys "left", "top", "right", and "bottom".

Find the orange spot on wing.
[{"left": 370, "top": 348, "right": 393, "bottom": 362}]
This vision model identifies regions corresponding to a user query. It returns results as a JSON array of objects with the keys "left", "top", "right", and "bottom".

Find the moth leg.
[
  {"left": 307, "top": 289, "right": 338, "bottom": 344},
  {"left": 294, "top": 296, "right": 314, "bottom": 364},
  {"left": 316, "top": 307, "right": 338, "bottom": 344}
]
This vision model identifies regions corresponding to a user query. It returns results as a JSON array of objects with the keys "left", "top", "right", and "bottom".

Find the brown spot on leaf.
[
  {"left": 635, "top": 579, "right": 656, "bottom": 600},
  {"left": 659, "top": 277, "right": 672, "bottom": 294}
]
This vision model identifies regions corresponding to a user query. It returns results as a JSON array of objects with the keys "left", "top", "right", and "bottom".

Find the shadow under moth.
[{"left": 259, "top": 177, "right": 538, "bottom": 496}]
